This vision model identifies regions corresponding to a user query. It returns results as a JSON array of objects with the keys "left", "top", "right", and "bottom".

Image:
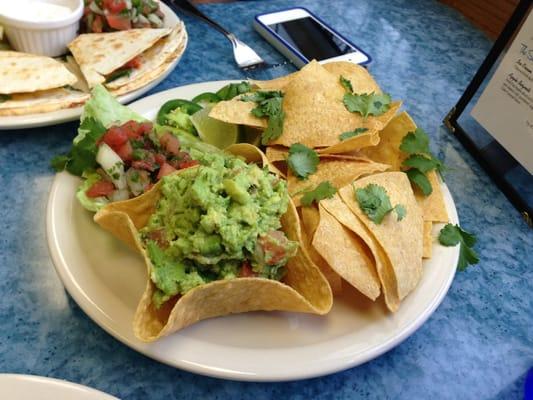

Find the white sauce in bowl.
[{"left": 0, "top": 0, "right": 73, "bottom": 22}]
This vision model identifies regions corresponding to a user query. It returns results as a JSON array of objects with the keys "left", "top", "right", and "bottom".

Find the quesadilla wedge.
[
  {"left": 0, "top": 51, "right": 77, "bottom": 94},
  {"left": 68, "top": 28, "right": 172, "bottom": 88}
]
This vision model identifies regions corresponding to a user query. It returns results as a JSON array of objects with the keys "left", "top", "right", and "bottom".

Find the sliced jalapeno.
[{"left": 156, "top": 99, "right": 202, "bottom": 125}]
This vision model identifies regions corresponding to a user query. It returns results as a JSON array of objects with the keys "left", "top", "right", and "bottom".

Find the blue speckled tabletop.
[{"left": 0, "top": 0, "right": 532, "bottom": 398}]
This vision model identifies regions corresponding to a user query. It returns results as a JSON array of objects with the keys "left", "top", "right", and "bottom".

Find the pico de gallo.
[
  {"left": 85, "top": 120, "right": 198, "bottom": 202},
  {"left": 82, "top": 0, "right": 165, "bottom": 33}
]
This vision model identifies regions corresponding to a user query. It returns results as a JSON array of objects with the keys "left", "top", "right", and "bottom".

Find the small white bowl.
[{"left": 0, "top": 0, "right": 83, "bottom": 57}]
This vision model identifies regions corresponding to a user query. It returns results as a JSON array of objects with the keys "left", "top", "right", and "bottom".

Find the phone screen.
[{"left": 267, "top": 17, "right": 355, "bottom": 60}]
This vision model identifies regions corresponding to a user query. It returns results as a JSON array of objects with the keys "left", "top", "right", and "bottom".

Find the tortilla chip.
[
  {"left": 415, "top": 170, "right": 449, "bottom": 223},
  {"left": 68, "top": 28, "right": 171, "bottom": 88},
  {"left": 0, "top": 87, "right": 89, "bottom": 116},
  {"left": 423, "top": 221, "right": 432, "bottom": 259},
  {"left": 299, "top": 206, "right": 343, "bottom": 294},
  {"left": 209, "top": 96, "right": 267, "bottom": 128},
  {"left": 313, "top": 205, "right": 380, "bottom": 300},
  {"left": 360, "top": 111, "right": 416, "bottom": 169},
  {"left": 359, "top": 112, "right": 449, "bottom": 222},
  {"left": 94, "top": 145, "right": 332, "bottom": 341},
  {"left": 252, "top": 71, "right": 298, "bottom": 91},
  {"left": 317, "top": 128, "right": 383, "bottom": 155},
  {"left": 251, "top": 61, "right": 381, "bottom": 95},
  {"left": 339, "top": 172, "right": 424, "bottom": 304},
  {"left": 0, "top": 51, "right": 77, "bottom": 94},
  {"left": 289, "top": 157, "right": 390, "bottom": 207},
  {"left": 322, "top": 61, "right": 381, "bottom": 95},
  {"left": 320, "top": 195, "right": 400, "bottom": 311},
  {"left": 270, "top": 61, "right": 401, "bottom": 148},
  {"left": 107, "top": 23, "right": 186, "bottom": 91}
]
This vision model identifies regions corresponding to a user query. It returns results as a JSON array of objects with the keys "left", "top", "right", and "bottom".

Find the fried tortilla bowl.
[{"left": 94, "top": 144, "right": 332, "bottom": 342}]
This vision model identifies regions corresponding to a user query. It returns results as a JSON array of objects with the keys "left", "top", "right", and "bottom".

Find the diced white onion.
[
  {"left": 109, "top": 189, "right": 130, "bottom": 202},
  {"left": 89, "top": 2, "right": 104, "bottom": 15},
  {"left": 96, "top": 143, "right": 127, "bottom": 190}
]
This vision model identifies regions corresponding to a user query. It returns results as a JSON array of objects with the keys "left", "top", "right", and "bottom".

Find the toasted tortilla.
[
  {"left": 0, "top": 51, "right": 77, "bottom": 94},
  {"left": 299, "top": 206, "right": 343, "bottom": 294},
  {"left": 68, "top": 28, "right": 171, "bottom": 88},
  {"left": 313, "top": 204, "right": 380, "bottom": 300},
  {"left": 320, "top": 194, "right": 400, "bottom": 311},
  {"left": 271, "top": 61, "right": 401, "bottom": 148},
  {"left": 251, "top": 61, "right": 381, "bottom": 95},
  {"left": 289, "top": 156, "right": 390, "bottom": 207},
  {"left": 360, "top": 111, "right": 449, "bottom": 222},
  {"left": 338, "top": 172, "right": 424, "bottom": 304},
  {"left": 94, "top": 145, "right": 332, "bottom": 341},
  {"left": 0, "top": 87, "right": 89, "bottom": 116},
  {"left": 106, "top": 23, "right": 186, "bottom": 92}
]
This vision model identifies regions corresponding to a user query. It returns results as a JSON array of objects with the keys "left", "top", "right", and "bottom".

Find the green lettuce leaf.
[{"left": 75, "top": 172, "right": 110, "bottom": 212}]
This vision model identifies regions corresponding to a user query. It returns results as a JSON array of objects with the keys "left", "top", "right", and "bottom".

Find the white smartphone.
[{"left": 253, "top": 7, "right": 371, "bottom": 68}]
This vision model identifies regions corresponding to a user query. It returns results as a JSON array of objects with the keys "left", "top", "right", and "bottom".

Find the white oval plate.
[
  {"left": 0, "top": 2, "right": 185, "bottom": 130},
  {"left": 46, "top": 81, "right": 460, "bottom": 382},
  {"left": 0, "top": 374, "right": 118, "bottom": 399}
]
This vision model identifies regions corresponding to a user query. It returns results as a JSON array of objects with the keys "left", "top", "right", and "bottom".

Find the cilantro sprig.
[
  {"left": 287, "top": 143, "right": 319, "bottom": 180},
  {"left": 438, "top": 224, "right": 479, "bottom": 271},
  {"left": 242, "top": 91, "right": 285, "bottom": 145},
  {"left": 399, "top": 128, "right": 445, "bottom": 196},
  {"left": 300, "top": 181, "right": 337, "bottom": 206},
  {"left": 50, "top": 117, "right": 107, "bottom": 176},
  {"left": 216, "top": 81, "right": 251, "bottom": 101},
  {"left": 340, "top": 75, "right": 353, "bottom": 93},
  {"left": 354, "top": 183, "right": 406, "bottom": 224},
  {"left": 339, "top": 127, "right": 368, "bottom": 141},
  {"left": 343, "top": 92, "right": 391, "bottom": 119}
]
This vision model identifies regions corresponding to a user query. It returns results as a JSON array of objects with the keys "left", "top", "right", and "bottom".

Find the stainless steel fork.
[{"left": 165, "top": 0, "right": 266, "bottom": 70}]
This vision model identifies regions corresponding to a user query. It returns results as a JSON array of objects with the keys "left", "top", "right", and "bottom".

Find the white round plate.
[
  {"left": 0, "top": 374, "right": 118, "bottom": 399},
  {"left": 46, "top": 81, "right": 460, "bottom": 382},
  {"left": 0, "top": 2, "right": 185, "bottom": 130}
]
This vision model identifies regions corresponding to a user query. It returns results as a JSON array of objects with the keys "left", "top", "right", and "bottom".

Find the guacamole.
[{"left": 140, "top": 153, "right": 298, "bottom": 307}]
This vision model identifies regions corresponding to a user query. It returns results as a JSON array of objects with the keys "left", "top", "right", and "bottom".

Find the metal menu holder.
[{"left": 444, "top": 0, "right": 532, "bottom": 227}]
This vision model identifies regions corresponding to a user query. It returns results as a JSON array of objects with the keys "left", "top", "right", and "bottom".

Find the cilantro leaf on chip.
[
  {"left": 399, "top": 128, "right": 430, "bottom": 154},
  {"left": 354, "top": 183, "right": 406, "bottom": 224},
  {"left": 287, "top": 143, "right": 319, "bottom": 180},
  {"left": 340, "top": 75, "right": 353, "bottom": 93},
  {"left": 399, "top": 127, "right": 446, "bottom": 196},
  {"left": 343, "top": 92, "right": 391, "bottom": 118},
  {"left": 403, "top": 154, "right": 443, "bottom": 173},
  {"left": 405, "top": 169, "right": 433, "bottom": 196},
  {"left": 242, "top": 91, "right": 285, "bottom": 145},
  {"left": 339, "top": 127, "right": 368, "bottom": 141},
  {"left": 438, "top": 224, "right": 479, "bottom": 271},
  {"left": 300, "top": 181, "right": 337, "bottom": 206}
]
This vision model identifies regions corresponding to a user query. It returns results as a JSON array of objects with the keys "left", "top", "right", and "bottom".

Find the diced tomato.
[
  {"left": 103, "top": 0, "right": 127, "bottom": 13},
  {"left": 116, "top": 141, "right": 133, "bottom": 162},
  {"left": 145, "top": 183, "right": 154, "bottom": 191},
  {"left": 240, "top": 261, "right": 256, "bottom": 277},
  {"left": 159, "top": 132, "right": 180, "bottom": 156},
  {"left": 92, "top": 15, "right": 104, "bottom": 33},
  {"left": 120, "top": 120, "right": 152, "bottom": 140},
  {"left": 157, "top": 163, "right": 177, "bottom": 180},
  {"left": 132, "top": 159, "right": 156, "bottom": 172},
  {"left": 139, "top": 122, "right": 153, "bottom": 135},
  {"left": 154, "top": 153, "right": 167, "bottom": 166},
  {"left": 86, "top": 180, "right": 115, "bottom": 198},
  {"left": 146, "top": 229, "right": 168, "bottom": 248},
  {"left": 124, "top": 56, "right": 142, "bottom": 69},
  {"left": 102, "top": 126, "right": 128, "bottom": 150},
  {"left": 106, "top": 13, "right": 131, "bottom": 30},
  {"left": 259, "top": 231, "right": 288, "bottom": 265},
  {"left": 178, "top": 160, "right": 199, "bottom": 170}
]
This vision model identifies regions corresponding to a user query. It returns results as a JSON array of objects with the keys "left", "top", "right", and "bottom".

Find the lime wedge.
[{"left": 190, "top": 106, "right": 239, "bottom": 149}]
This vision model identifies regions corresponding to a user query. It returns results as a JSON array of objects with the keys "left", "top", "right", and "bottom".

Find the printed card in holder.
[{"left": 445, "top": 0, "right": 533, "bottom": 227}]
